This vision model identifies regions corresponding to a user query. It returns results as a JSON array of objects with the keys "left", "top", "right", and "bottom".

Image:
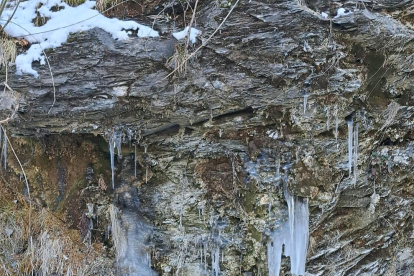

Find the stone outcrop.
[{"left": 1, "top": 0, "right": 414, "bottom": 275}]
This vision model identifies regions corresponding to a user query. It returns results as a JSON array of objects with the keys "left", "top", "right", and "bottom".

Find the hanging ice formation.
[
  {"left": 212, "top": 246, "right": 220, "bottom": 276},
  {"left": 109, "top": 131, "right": 122, "bottom": 189},
  {"left": 346, "top": 119, "right": 359, "bottom": 184},
  {"left": 134, "top": 144, "right": 137, "bottom": 178},
  {"left": 347, "top": 119, "right": 353, "bottom": 175},
  {"left": 267, "top": 189, "right": 309, "bottom": 276},
  {"left": 353, "top": 123, "right": 358, "bottom": 185},
  {"left": 333, "top": 106, "right": 339, "bottom": 147},
  {"left": 303, "top": 93, "right": 310, "bottom": 114}
]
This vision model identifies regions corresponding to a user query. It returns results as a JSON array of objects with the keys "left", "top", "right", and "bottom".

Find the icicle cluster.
[
  {"left": 347, "top": 120, "right": 359, "bottom": 184},
  {"left": 267, "top": 189, "right": 309, "bottom": 276},
  {"left": 109, "top": 131, "right": 122, "bottom": 189},
  {"left": 347, "top": 119, "right": 353, "bottom": 175}
]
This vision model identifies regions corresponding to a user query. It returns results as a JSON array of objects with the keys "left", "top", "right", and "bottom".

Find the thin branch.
[
  {"left": 0, "top": 0, "right": 20, "bottom": 32},
  {"left": 185, "top": 0, "right": 198, "bottom": 48},
  {"left": 161, "top": 0, "right": 241, "bottom": 82},
  {"left": 1, "top": 125, "right": 32, "bottom": 241}
]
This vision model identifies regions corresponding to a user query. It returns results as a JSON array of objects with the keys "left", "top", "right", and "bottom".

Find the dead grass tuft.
[
  {"left": 0, "top": 37, "right": 17, "bottom": 65},
  {"left": 166, "top": 43, "right": 190, "bottom": 78},
  {"left": 380, "top": 101, "right": 400, "bottom": 131},
  {"left": 0, "top": 201, "right": 113, "bottom": 275}
]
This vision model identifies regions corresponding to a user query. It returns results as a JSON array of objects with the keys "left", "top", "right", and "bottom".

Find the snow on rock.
[
  {"left": 172, "top": 26, "right": 201, "bottom": 44},
  {"left": 267, "top": 130, "right": 278, "bottom": 139},
  {"left": 0, "top": 0, "right": 158, "bottom": 76},
  {"left": 321, "top": 12, "right": 328, "bottom": 19},
  {"left": 334, "top": 8, "right": 353, "bottom": 18}
]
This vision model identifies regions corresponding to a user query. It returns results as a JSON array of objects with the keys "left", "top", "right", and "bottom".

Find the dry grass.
[
  {"left": 95, "top": 0, "right": 122, "bottom": 13},
  {"left": 166, "top": 43, "right": 190, "bottom": 78},
  {"left": 380, "top": 101, "right": 400, "bottom": 131},
  {"left": 0, "top": 37, "right": 17, "bottom": 65},
  {"left": 0, "top": 202, "right": 112, "bottom": 275},
  {"left": 63, "top": 0, "right": 86, "bottom": 7}
]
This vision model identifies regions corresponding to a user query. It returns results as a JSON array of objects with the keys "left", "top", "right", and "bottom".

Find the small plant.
[
  {"left": 95, "top": 0, "right": 122, "bottom": 13},
  {"left": 166, "top": 43, "right": 190, "bottom": 78},
  {"left": 63, "top": 0, "right": 86, "bottom": 7},
  {"left": 369, "top": 152, "right": 391, "bottom": 180}
]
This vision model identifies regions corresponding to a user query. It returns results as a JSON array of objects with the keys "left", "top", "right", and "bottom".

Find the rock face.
[{"left": 1, "top": 0, "right": 414, "bottom": 275}]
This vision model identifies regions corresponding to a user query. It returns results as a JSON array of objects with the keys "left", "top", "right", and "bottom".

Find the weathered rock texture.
[{"left": 1, "top": 0, "right": 414, "bottom": 275}]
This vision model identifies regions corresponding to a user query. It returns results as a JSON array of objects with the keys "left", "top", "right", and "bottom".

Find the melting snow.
[
  {"left": 0, "top": 0, "right": 158, "bottom": 76},
  {"left": 172, "top": 26, "right": 201, "bottom": 43}
]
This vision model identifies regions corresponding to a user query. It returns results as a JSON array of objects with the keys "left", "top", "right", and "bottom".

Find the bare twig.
[
  {"left": 0, "top": 125, "right": 32, "bottom": 242},
  {"left": 185, "top": 0, "right": 198, "bottom": 48},
  {"left": 0, "top": 0, "right": 20, "bottom": 32},
  {"left": 161, "top": 0, "right": 241, "bottom": 82}
]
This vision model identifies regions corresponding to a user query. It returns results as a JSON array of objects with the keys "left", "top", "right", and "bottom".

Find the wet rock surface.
[{"left": 1, "top": 0, "right": 414, "bottom": 275}]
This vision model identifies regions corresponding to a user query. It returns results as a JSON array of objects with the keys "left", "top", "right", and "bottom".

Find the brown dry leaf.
[{"left": 13, "top": 38, "right": 29, "bottom": 47}]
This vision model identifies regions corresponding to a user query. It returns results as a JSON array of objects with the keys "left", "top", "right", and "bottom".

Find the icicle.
[
  {"left": 109, "top": 132, "right": 122, "bottom": 189},
  {"left": 268, "top": 189, "right": 309, "bottom": 276},
  {"left": 134, "top": 144, "right": 137, "bottom": 178},
  {"left": 212, "top": 246, "right": 220, "bottom": 276},
  {"left": 115, "top": 134, "right": 122, "bottom": 159},
  {"left": 109, "top": 136, "right": 115, "bottom": 189},
  {"left": 203, "top": 241, "right": 207, "bottom": 269},
  {"left": 267, "top": 223, "right": 290, "bottom": 276},
  {"left": 3, "top": 128, "right": 7, "bottom": 171},
  {"left": 353, "top": 123, "right": 358, "bottom": 186},
  {"left": 200, "top": 243, "right": 203, "bottom": 267},
  {"left": 334, "top": 106, "right": 339, "bottom": 147},
  {"left": 303, "top": 93, "right": 309, "bottom": 114},
  {"left": 347, "top": 119, "right": 353, "bottom": 176}
]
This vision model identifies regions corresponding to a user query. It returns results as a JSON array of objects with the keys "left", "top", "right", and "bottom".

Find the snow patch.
[
  {"left": 334, "top": 8, "right": 353, "bottom": 18},
  {"left": 321, "top": 12, "right": 328, "bottom": 19},
  {"left": 173, "top": 26, "right": 201, "bottom": 43},
  {"left": 266, "top": 130, "right": 278, "bottom": 139},
  {"left": 1, "top": 0, "right": 158, "bottom": 77}
]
